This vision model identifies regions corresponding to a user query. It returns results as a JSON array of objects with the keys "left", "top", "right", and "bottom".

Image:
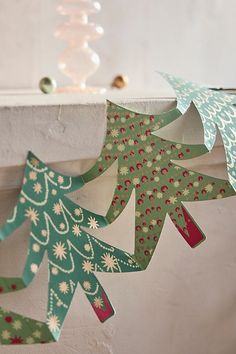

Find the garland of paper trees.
[{"left": 0, "top": 73, "right": 235, "bottom": 345}]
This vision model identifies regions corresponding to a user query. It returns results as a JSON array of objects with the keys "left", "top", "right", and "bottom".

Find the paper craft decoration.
[
  {"left": 159, "top": 72, "right": 236, "bottom": 190},
  {"left": 0, "top": 152, "right": 141, "bottom": 344},
  {"left": 1, "top": 81, "right": 236, "bottom": 346},
  {"left": 81, "top": 101, "right": 236, "bottom": 269}
]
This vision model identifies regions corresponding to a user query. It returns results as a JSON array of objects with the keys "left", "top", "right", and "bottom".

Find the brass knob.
[{"left": 111, "top": 75, "right": 129, "bottom": 89}]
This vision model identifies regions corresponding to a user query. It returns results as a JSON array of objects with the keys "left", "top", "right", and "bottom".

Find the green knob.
[{"left": 39, "top": 77, "right": 57, "bottom": 94}]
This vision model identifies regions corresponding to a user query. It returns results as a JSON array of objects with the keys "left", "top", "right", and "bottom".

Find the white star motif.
[
  {"left": 33, "top": 182, "right": 42, "bottom": 194},
  {"left": 101, "top": 253, "right": 119, "bottom": 272},
  {"left": 25, "top": 207, "right": 39, "bottom": 225},
  {"left": 53, "top": 203, "right": 62, "bottom": 215},
  {"left": 47, "top": 315, "right": 60, "bottom": 332},
  {"left": 93, "top": 297, "right": 104, "bottom": 309},
  {"left": 12, "top": 320, "right": 22, "bottom": 330},
  {"left": 182, "top": 188, "right": 190, "bottom": 196},
  {"left": 82, "top": 260, "right": 94, "bottom": 274},
  {"left": 29, "top": 171, "right": 37, "bottom": 181},
  {"left": 53, "top": 242, "right": 67, "bottom": 261},
  {"left": 87, "top": 216, "right": 99, "bottom": 229},
  {"left": 59, "top": 281, "right": 69, "bottom": 294},
  {"left": 72, "top": 224, "right": 81, "bottom": 237}
]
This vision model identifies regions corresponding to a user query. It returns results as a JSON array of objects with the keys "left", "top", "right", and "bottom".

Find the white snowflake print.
[
  {"left": 26, "top": 337, "right": 35, "bottom": 344},
  {"left": 57, "top": 176, "right": 64, "bottom": 185},
  {"left": 1, "top": 330, "right": 10, "bottom": 340},
  {"left": 32, "top": 243, "right": 40, "bottom": 252},
  {"left": 30, "top": 263, "right": 38, "bottom": 274},
  {"left": 82, "top": 260, "right": 94, "bottom": 274},
  {"left": 51, "top": 189, "right": 57, "bottom": 196},
  {"left": 145, "top": 146, "right": 153, "bottom": 153},
  {"left": 119, "top": 166, "right": 129, "bottom": 175},
  {"left": 106, "top": 143, "right": 113, "bottom": 150},
  {"left": 205, "top": 183, "right": 213, "bottom": 193},
  {"left": 48, "top": 171, "right": 55, "bottom": 178},
  {"left": 117, "top": 144, "right": 125, "bottom": 152},
  {"left": 84, "top": 243, "right": 91, "bottom": 252},
  {"left": 41, "top": 229, "right": 48, "bottom": 237},
  {"left": 128, "top": 139, "right": 134, "bottom": 146},
  {"left": 113, "top": 209, "right": 120, "bottom": 217},
  {"left": 53, "top": 203, "right": 62, "bottom": 215},
  {"left": 59, "top": 223, "right": 66, "bottom": 230},
  {"left": 174, "top": 165, "right": 181, "bottom": 170},
  {"left": 83, "top": 281, "right": 91, "bottom": 291},
  {"left": 51, "top": 267, "right": 59, "bottom": 275},
  {"left": 169, "top": 196, "right": 177, "bottom": 204},
  {"left": 30, "top": 157, "right": 39, "bottom": 167},
  {"left": 132, "top": 177, "right": 140, "bottom": 186},
  {"left": 111, "top": 129, "right": 119, "bottom": 137},
  {"left": 87, "top": 216, "right": 99, "bottom": 229},
  {"left": 25, "top": 207, "right": 39, "bottom": 225},
  {"left": 101, "top": 253, "right": 119, "bottom": 272},
  {"left": 93, "top": 297, "right": 104, "bottom": 309},
  {"left": 33, "top": 182, "right": 42, "bottom": 194},
  {"left": 47, "top": 315, "right": 60, "bottom": 332},
  {"left": 156, "top": 192, "right": 163, "bottom": 199},
  {"left": 36, "top": 322, "right": 44, "bottom": 328},
  {"left": 59, "top": 281, "right": 69, "bottom": 294},
  {"left": 33, "top": 330, "right": 41, "bottom": 338},
  {"left": 74, "top": 208, "right": 83, "bottom": 217},
  {"left": 72, "top": 224, "right": 81, "bottom": 237},
  {"left": 140, "top": 135, "right": 147, "bottom": 141},
  {"left": 182, "top": 188, "right": 190, "bottom": 196},
  {"left": 12, "top": 320, "right": 22, "bottom": 330},
  {"left": 29, "top": 170, "right": 37, "bottom": 180},
  {"left": 53, "top": 242, "right": 67, "bottom": 261}
]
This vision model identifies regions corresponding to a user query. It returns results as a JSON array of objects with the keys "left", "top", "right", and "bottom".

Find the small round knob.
[
  {"left": 111, "top": 75, "right": 129, "bottom": 89},
  {"left": 39, "top": 77, "right": 57, "bottom": 94}
]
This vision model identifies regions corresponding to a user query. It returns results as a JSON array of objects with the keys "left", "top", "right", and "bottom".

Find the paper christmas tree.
[
  {"left": 81, "top": 101, "right": 236, "bottom": 269},
  {"left": 0, "top": 152, "right": 141, "bottom": 344},
  {"left": 160, "top": 72, "right": 236, "bottom": 190}
]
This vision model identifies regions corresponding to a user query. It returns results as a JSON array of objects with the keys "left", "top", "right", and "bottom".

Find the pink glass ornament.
[{"left": 55, "top": 0, "right": 105, "bottom": 93}]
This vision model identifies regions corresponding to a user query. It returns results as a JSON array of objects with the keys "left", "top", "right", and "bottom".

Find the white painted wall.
[{"left": 0, "top": 0, "right": 235, "bottom": 90}]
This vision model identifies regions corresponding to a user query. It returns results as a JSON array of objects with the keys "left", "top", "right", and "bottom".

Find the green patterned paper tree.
[
  {"left": 0, "top": 152, "right": 141, "bottom": 344},
  {"left": 160, "top": 72, "right": 236, "bottom": 190},
  {"left": 81, "top": 101, "right": 236, "bottom": 269}
]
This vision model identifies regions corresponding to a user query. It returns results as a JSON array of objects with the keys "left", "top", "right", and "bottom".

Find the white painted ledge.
[{"left": 0, "top": 91, "right": 225, "bottom": 190}]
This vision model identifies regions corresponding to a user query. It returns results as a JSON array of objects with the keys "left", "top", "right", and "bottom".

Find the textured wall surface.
[{"left": 0, "top": 0, "right": 235, "bottom": 90}]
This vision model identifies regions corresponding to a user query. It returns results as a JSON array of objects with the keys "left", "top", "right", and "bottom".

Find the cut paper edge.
[{"left": 171, "top": 205, "right": 206, "bottom": 248}]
